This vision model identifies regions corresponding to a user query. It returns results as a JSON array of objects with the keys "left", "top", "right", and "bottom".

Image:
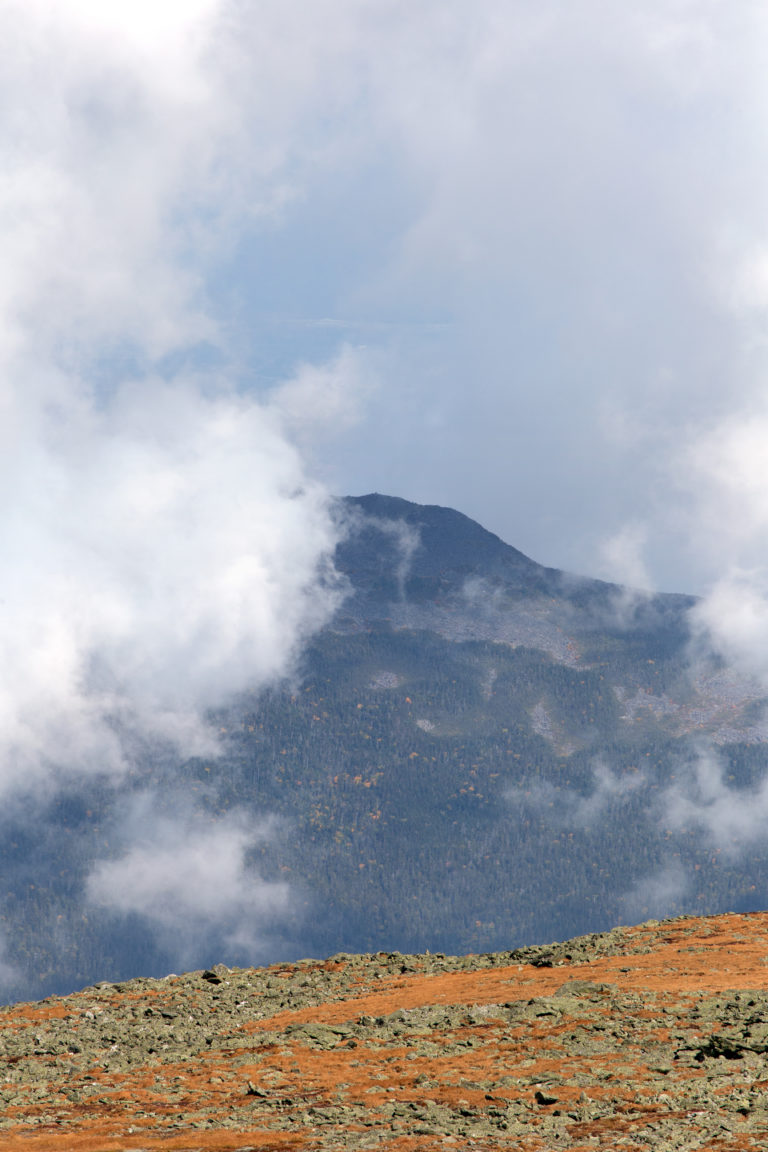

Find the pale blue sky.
[{"left": 167, "top": 0, "right": 768, "bottom": 597}]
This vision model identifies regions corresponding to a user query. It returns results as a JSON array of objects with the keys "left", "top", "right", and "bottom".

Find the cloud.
[
  {"left": 507, "top": 760, "right": 646, "bottom": 831},
  {"left": 619, "top": 861, "right": 689, "bottom": 923},
  {"left": 340, "top": 503, "right": 421, "bottom": 600},
  {"left": 269, "top": 344, "right": 375, "bottom": 453},
  {"left": 682, "top": 408, "right": 768, "bottom": 575},
  {"left": 0, "top": 366, "right": 350, "bottom": 797},
  {"left": 660, "top": 746, "right": 768, "bottom": 857},
  {"left": 0, "top": 3, "right": 376, "bottom": 797},
  {"left": 0, "top": 3, "right": 217, "bottom": 363},
  {"left": 689, "top": 571, "right": 768, "bottom": 685},
  {"left": 681, "top": 406, "right": 768, "bottom": 688},
  {"left": 86, "top": 795, "right": 292, "bottom": 964},
  {"left": 570, "top": 761, "right": 646, "bottom": 827},
  {"left": 598, "top": 524, "right": 653, "bottom": 594}
]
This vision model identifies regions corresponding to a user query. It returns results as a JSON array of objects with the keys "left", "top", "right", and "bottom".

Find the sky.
[
  {"left": 7, "top": 2, "right": 768, "bottom": 599},
  {"left": 3, "top": 0, "right": 768, "bottom": 990},
  {"left": 7, "top": 2, "right": 768, "bottom": 594}
]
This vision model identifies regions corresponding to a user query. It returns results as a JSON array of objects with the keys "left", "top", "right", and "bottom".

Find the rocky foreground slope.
[{"left": 4, "top": 913, "right": 768, "bottom": 1150}]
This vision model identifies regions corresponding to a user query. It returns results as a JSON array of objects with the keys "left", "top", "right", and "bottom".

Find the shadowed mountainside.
[{"left": 4, "top": 912, "right": 768, "bottom": 1149}]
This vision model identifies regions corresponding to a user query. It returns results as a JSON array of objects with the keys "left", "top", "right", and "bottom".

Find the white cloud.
[
  {"left": 0, "top": 6, "right": 213, "bottom": 362},
  {"left": 619, "top": 861, "right": 689, "bottom": 923},
  {"left": 660, "top": 746, "right": 768, "bottom": 856},
  {"left": 680, "top": 403, "right": 768, "bottom": 687},
  {"left": 684, "top": 409, "right": 768, "bottom": 562},
  {"left": 86, "top": 797, "right": 292, "bottom": 963},
  {"left": 598, "top": 524, "right": 653, "bottom": 592},
  {"left": 269, "top": 345, "right": 374, "bottom": 450},
  {"left": 0, "top": 2, "right": 381, "bottom": 796},
  {"left": 690, "top": 571, "right": 768, "bottom": 683},
  {"left": 0, "top": 370, "right": 351, "bottom": 796},
  {"left": 507, "top": 760, "right": 646, "bottom": 830},
  {"left": 340, "top": 503, "right": 421, "bottom": 600},
  {"left": 570, "top": 761, "right": 646, "bottom": 827}
]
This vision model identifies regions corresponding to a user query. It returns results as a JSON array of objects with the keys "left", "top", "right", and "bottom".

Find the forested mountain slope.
[{"left": 3, "top": 494, "right": 768, "bottom": 1003}]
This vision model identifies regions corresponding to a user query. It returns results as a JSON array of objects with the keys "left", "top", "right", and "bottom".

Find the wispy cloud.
[
  {"left": 269, "top": 345, "right": 375, "bottom": 454},
  {"left": 619, "top": 861, "right": 690, "bottom": 924},
  {"left": 86, "top": 795, "right": 292, "bottom": 965},
  {"left": 341, "top": 504, "right": 421, "bottom": 601},
  {"left": 597, "top": 523, "right": 654, "bottom": 599},
  {"left": 507, "top": 759, "right": 646, "bottom": 831},
  {"left": 659, "top": 745, "right": 768, "bottom": 858}
]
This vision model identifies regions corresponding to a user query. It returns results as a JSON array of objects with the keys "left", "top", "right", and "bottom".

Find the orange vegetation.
[{"left": 2, "top": 912, "right": 768, "bottom": 1150}]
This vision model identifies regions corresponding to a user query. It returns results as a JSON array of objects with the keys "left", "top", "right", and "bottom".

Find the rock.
[
  {"left": 534, "top": 1089, "right": 559, "bottom": 1106},
  {"left": 202, "top": 964, "right": 229, "bottom": 985},
  {"left": 5, "top": 911, "right": 768, "bottom": 1147}
]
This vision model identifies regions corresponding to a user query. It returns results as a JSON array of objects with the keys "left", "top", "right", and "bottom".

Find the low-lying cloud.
[
  {"left": 689, "top": 572, "right": 768, "bottom": 686},
  {"left": 0, "top": 2, "right": 365, "bottom": 985},
  {"left": 0, "top": 380, "right": 347, "bottom": 797},
  {"left": 86, "top": 796, "right": 293, "bottom": 966},
  {"left": 507, "top": 759, "right": 646, "bottom": 831},
  {"left": 660, "top": 746, "right": 768, "bottom": 858},
  {"left": 619, "top": 862, "right": 690, "bottom": 924}
]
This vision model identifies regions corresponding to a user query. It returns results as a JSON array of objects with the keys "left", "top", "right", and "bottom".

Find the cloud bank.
[
  {"left": 0, "top": 2, "right": 363, "bottom": 799},
  {"left": 0, "top": 0, "right": 367, "bottom": 967}
]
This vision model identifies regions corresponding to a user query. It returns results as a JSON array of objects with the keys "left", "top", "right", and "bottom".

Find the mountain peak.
[
  {"left": 344, "top": 493, "right": 539, "bottom": 568},
  {"left": 338, "top": 493, "right": 551, "bottom": 606}
]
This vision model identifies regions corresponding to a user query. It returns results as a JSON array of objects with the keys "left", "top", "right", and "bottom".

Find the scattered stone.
[
  {"left": 3, "top": 912, "right": 768, "bottom": 1148},
  {"left": 534, "top": 1089, "right": 559, "bottom": 1106}
]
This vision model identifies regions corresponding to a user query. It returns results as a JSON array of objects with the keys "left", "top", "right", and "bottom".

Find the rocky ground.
[{"left": 3, "top": 913, "right": 768, "bottom": 1149}]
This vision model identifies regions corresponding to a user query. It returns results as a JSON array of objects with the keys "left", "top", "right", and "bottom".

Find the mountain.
[
  {"left": 3, "top": 911, "right": 768, "bottom": 1149},
  {"left": 335, "top": 492, "right": 696, "bottom": 665},
  {"left": 2, "top": 493, "right": 768, "bottom": 1004}
]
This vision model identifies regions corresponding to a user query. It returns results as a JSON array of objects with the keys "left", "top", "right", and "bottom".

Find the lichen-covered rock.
[{"left": 2, "top": 912, "right": 768, "bottom": 1148}]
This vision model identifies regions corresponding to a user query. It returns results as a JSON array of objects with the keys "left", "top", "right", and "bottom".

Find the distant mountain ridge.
[
  {"left": 336, "top": 493, "right": 698, "bottom": 677},
  {"left": 339, "top": 492, "right": 548, "bottom": 590},
  {"left": 2, "top": 493, "right": 768, "bottom": 1005}
]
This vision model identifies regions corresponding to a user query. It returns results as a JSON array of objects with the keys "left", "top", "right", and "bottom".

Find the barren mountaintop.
[{"left": 5, "top": 912, "right": 768, "bottom": 1149}]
